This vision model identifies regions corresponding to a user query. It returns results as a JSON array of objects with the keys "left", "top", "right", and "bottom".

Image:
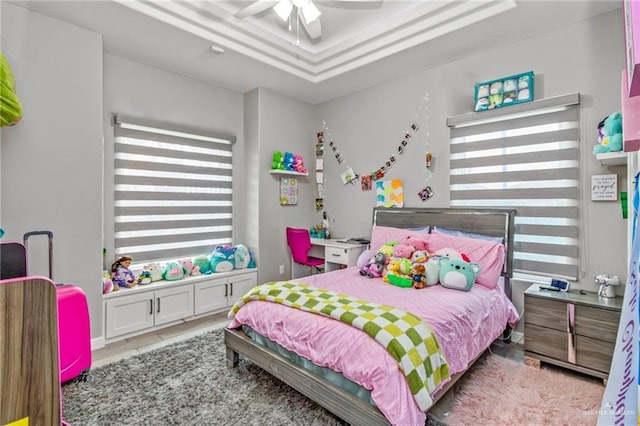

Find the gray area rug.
[{"left": 62, "top": 328, "right": 444, "bottom": 425}]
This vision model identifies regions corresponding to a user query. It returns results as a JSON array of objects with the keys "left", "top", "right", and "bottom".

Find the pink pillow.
[
  {"left": 427, "top": 233, "right": 505, "bottom": 289},
  {"left": 369, "top": 225, "right": 431, "bottom": 254}
]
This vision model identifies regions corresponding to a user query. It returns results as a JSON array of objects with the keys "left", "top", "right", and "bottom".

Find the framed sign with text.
[{"left": 591, "top": 174, "right": 618, "bottom": 201}]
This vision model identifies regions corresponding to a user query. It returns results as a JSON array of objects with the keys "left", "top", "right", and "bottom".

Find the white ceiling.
[{"left": 11, "top": 0, "right": 622, "bottom": 104}]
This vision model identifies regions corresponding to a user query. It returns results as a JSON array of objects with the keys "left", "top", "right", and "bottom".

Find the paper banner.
[
  {"left": 376, "top": 179, "right": 403, "bottom": 207},
  {"left": 279, "top": 177, "right": 298, "bottom": 205}
]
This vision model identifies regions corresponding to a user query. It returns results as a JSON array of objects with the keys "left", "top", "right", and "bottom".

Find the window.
[
  {"left": 446, "top": 93, "right": 580, "bottom": 281},
  {"left": 113, "top": 115, "right": 235, "bottom": 264}
]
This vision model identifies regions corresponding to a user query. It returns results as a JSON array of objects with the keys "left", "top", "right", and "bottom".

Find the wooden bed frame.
[{"left": 225, "top": 207, "right": 516, "bottom": 426}]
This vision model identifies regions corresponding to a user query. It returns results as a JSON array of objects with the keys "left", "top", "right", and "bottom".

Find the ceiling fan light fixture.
[
  {"left": 273, "top": 0, "right": 293, "bottom": 21},
  {"left": 301, "top": 2, "right": 321, "bottom": 24}
]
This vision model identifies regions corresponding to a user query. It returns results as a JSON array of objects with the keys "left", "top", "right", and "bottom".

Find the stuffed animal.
[
  {"left": 178, "top": 258, "right": 196, "bottom": 276},
  {"left": 411, "top": 250, "right": 429, "bottom": 264},
  {"left": 377, "top": 242, "right": 396, "bottom": 258},
  {"left": 293, "top": 154, "right": 307, "bottom": 173},
  {"left": 593, "top": 112, "right": 623, "bottom": 155},
  {"left": 359, "top": 251, "right": 387, "bottom": 278},
  {"left": 190, "top": 265, "right": 201, "bottom": 276},
  {"left": 143, "top": 262, "right": 163, "bottom": 282},
  {"left": 432, "top": 247, "right": 470, "bottom": 263},
  {"left": 438, "top": 257, "right": 481, "bottom": 292},
  {"left": 392, "top": 244, "right": 414, "bottom": 259},
  {"left": 411, "top": 263, "right": 427, "bottom": 289},
  {"left": 387, "top": 273, "right": 413, "bottom": 288},
  {"left": 284, "top": 151, "right": 296, "bottom": 171},
  {"left": 234, "top": 244, "right": 251, "bottom": 269},
  {"left": 424, "top": 258, "right": 441, "bottom": 286},
  {"left": 272, "top": 151, "right": 285, "bottom": 170},
  {"left": 210, "top": 244, "right": 236, "bottom": 273},
  {"left": 163, "top": 261, "right": 185, "bottom": 281},
  {"left": 102, "top": 272, "right": 115, "bottom": 294},
  {"left": 137, "top": 270, "right": 152, "bottom": 285},
  {"left": 193, "top": 255, "right": 211, "bottom": 275},
  {"left": 401, "top": 236, "right": 429, "bottom": 252}
]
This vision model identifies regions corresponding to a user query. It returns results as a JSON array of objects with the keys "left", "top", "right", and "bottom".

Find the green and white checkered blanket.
[{"left": 229, "top": 281, "right": 450, "bottom": 411}]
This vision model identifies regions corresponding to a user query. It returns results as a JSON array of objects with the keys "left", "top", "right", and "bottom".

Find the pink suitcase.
[{"left": 12, "top": 231, "right": 92, "bottom": 383}]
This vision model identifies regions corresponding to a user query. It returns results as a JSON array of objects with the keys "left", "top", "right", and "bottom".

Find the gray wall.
[
  {"left": 1, "top": 3, "right": 103, "bottom": 335},
  {"left": 1, "top": 3, "right": 630, "bottom": 340},
  {"left": 316, "top": 9, "right": 627, "bottom": 325}
]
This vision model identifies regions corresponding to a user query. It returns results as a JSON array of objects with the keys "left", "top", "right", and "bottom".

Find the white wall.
[
  {"left": 1, "top": 3, "right": 103, "bottom": 335},
  {"left": 316, "top": 9, "right": 627, "bottom": 325}
]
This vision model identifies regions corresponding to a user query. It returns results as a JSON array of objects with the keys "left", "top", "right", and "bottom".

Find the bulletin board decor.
[
  {"left": 376, "top": 179, "right": 403, "bottom": 207},
  {"left": 280, "top": 177, "right": 298, "bottom": 205},
  {"left": 591, "top": 174, "right": 618, "bottom": 201},
  {"left": 474, "top": 71, "right": 534, "bottom": 112}
]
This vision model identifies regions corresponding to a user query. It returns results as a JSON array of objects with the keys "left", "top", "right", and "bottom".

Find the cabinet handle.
[
  {"left": 331, "top": 253, "right": 341, "bottom": 257},
  {"left": 230, "top": 282, "right": 233, "bottom": 297},
  {"left": 567, "top": 303, "right": 576, "bottom": 364},
  {"left": 224, "top": 283, "right": 228, "bottom": 297},
  {"left": 157, "top": 297, "right": 160, "bottom": 313},
  {"left": 149, "top": 299, "right": 153, "bottom": 315}
]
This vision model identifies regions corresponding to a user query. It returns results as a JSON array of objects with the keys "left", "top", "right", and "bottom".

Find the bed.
[{"left": 225, "top": 207, "right": 519, "bottom": 426}]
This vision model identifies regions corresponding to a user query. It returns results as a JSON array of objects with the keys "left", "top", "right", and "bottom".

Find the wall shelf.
[
  {"left": 596, "top": 151, "right": 628, "bottom": 166},
  {"left": 269, "top": 170, "right": 309, "bottom": 176}
]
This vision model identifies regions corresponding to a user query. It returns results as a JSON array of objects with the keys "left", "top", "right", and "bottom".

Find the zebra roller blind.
[
  {"left": 113, "top": 115, "right": 235, "bottom": 263},
  {"left": 446, "top": 93, "right": 580, "bottom": 281}
]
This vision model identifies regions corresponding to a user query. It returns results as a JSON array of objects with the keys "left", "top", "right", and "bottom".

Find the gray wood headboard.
[{"left": 372, "top": 207, "right": 516, "bottom": 281}]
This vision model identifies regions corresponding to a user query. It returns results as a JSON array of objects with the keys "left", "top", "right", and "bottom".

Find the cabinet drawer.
[
  {"left": 524, "top": 296, "right": 567, "bottom": 332},
  {"left": 524, "top": 323, "right": 568, "bottom": 362},
  {"left": 576, "top": 335, "right": 616, "bottom": 372},
  {"left": 325, "top": 246, "right": 349, "bottom": 264},
  {"left": 575, "top": 305, "right": 620, "bottom": 343}
]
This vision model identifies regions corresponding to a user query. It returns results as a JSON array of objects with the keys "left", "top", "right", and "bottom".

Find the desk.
[{"left": 309, "top": 238, "right": 367, "bottom": 273}]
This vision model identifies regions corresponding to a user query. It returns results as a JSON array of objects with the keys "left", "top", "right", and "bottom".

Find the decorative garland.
[{"left": 319, "top": 92, "right": 434, "bottom": 200}]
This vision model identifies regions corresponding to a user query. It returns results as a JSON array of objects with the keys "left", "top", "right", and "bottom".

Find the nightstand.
[{"left": 524, "top": 283, "right": 622, "bottom": 382}]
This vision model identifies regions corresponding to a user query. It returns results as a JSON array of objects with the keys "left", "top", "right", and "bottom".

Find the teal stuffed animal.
[
  {"left": 593, "top": 112, "right": 623, "bottom": 155},
  {"left": 162, "top": 262, "right": 185, "bottom": 281},
  {"left": 193, "top": 255, "right": 211, "bottom": 275},
  {"left": 210, "top": 245, "right": 235, "bottom": 273},
  {"left": 438, "top": 258, "right": 481, "bottom": 292}
]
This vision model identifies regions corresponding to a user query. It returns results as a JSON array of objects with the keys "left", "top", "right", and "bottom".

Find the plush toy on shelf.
[
  {"left": 210, "top": 244, "right": 236, "bottom": 273},
  {"left": 137, "top": 270, "right": 152, "bottom": 285},
  {"left": 143, "top": 262, "right": 163, "bottom": 282},
  {"left": 272, "top": 151, "right": 285, "bottom": 170},
  {"left": 162, "top": 261, "right": 185, "bottom": 281},
  {"left": 284, "top": 151, "right": 296, "bottom": 171},
  {"left": 593, "top": 111, "right": 623, "bottom": 155},
  {"left": 293, "top": 154, "right": 307, "bottom": 173}
]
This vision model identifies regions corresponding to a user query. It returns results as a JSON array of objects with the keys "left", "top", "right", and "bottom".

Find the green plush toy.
[{"left": 0, "top": 53, "right": 23, "bottom": 128}]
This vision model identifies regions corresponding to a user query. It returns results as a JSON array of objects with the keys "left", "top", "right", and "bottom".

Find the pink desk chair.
[{"left": 286, "top": 227, "right": 325, "bottom": 276}]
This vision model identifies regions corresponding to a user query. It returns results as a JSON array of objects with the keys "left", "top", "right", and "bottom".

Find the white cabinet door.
[
  {"left": 228, "top": 272, "right": 258, "bottom": 305},
  {"left": 194, "top": 277, "right": 228, "bottom": 315},
  {"left": 105, "top": 292, "right": 154, "bottom": 338},
  {"left": 154, "top": 285, "right": 194, "bottom": 326}
]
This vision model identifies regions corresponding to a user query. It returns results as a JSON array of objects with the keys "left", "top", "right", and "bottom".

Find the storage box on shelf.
[
  {"left": 524, "top": 283, "right": 622, "bottom": 383},
  {"left": 103, "top": 269, "right": 258, "bottom": 341}
]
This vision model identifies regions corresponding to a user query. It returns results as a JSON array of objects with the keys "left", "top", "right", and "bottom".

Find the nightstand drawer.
[
  {"left": 325, "top": 246, "right": 349, "bottom": 264},
  {"left": 575, "top": 305, "right": 620, "bottom": 342},
  {"left": 576, "top": 335, "right": 615, "bottom": 372},
  {"left": 524, "top": 323, "right": 568, "bottom": 362},
  {"left": 524, "top": 297, "right": 567, "bottom": 332}
]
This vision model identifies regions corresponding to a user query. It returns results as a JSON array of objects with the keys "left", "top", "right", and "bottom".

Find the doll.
[{"left": 110, "top": 255, "right": 138, "bottom": 289}]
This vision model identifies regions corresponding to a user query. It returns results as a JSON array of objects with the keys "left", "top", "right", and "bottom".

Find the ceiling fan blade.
[
  {"left": 234, "top": 0, "right": 279, "bottom": 19},
  {"left": 299, "top": 8, "right": 322, "bottom": 39}
]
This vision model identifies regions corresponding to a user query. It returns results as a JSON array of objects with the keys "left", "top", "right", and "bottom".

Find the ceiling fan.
[{"left": 234, "top": 0, "right": 379, "bottom": 40}]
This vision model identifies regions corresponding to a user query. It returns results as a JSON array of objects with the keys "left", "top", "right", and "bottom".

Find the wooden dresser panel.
[
  {"left": 576, "top": 335, "right": 616, "bottom": 372},
  {"left": 524, "top": 323, "right": 568, "bottom": 362},
  {"left": 524, "top": 296, "right": 566, "bottom": 332},
  {"left": 575, "top": 305, "right": 620, "bottom": 342}
]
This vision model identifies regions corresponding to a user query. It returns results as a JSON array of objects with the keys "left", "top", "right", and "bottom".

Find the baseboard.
[{"left": 91, "top": 336, "right": 105, "bottom": 351}]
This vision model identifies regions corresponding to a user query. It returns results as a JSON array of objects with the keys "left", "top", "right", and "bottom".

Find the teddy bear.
[
  {"left": 438, "top": 257, "right": 481, "bottom": 292},
  {"left": 593, "top": 112, "right": 623, "bottom": 155},
  {"left": 392, "top": 244, "right": 415, "bottom": 259},
  {"left": 293, "top": 154, "right": 307, "bottom": 173},
  {"left": 272, "top": 151, "right": 285, "bottom": 170},
  {"left": 411, "top": 263, "right": 427, "bottom": 289},
  {"left": 284, "top": 151, "right": 296, "bottom": 171}
]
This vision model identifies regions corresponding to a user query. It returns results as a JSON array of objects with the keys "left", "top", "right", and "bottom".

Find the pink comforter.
[{"left": 228, "top": 267, "right": 519, "bottom": 426}]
